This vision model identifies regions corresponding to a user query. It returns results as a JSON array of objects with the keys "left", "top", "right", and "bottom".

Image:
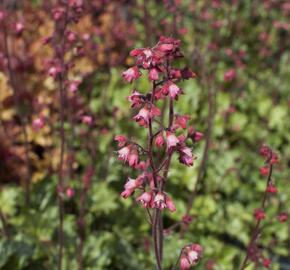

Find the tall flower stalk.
[
  {"left": 116, "top": 37, "right": 203, "bottom": 269},
  {"left": 240, "top": 145, "right": 281, "bottom": 269}
]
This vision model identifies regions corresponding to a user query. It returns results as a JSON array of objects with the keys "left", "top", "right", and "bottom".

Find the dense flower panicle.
[
  {"left": 118, "top": 37, "right": 202, "bottom": 267},
  {"left": 254, "top": 208, "right": 266, "bottom": 221},
  {"left": 122, "top": 66, "right": 141, "bottom": 83}
]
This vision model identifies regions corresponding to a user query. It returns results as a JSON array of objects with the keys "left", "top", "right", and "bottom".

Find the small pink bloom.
[
  {"left": 194, "top": 131, "right": 203, "bottom": 142},
  {"left": 32, "top": 117, "right": 45, "bottom": 131},
  {"left": 121, "top": 188, "right": 134, "bottom": 198},
  {"left": 224, "top": 69, "right": 236, "bottom": 82},
  {"left": 149, "top": 68, "right": 159, "bottom": 81},
  {"left": 262, "top": 258, "right": 271, "bottom": 268},
  {"left": 180, "top": 256, "right": 191, "bottom": 270},
  {"left": 165, "top": 195, "right": 176, "bottom": 212},
  {"left": 133, "top": 107, "right": 150, "bottom": 126},
  {"left": 278, "top": 212, "right": 288, "bottom": 223},
  {"left": 153, "top": 192, "right": 167, "bottom": 210},
  {"left": 118, "top": 146, "right": 131, "bottom": 162},
  {"left": 179, "top": 147, "right": 194, "bottom": 166},
  {"left": 114, "top": 135, "right": 127, "bottom": 147},
  {"left": 166, "top": 132, "right": 179, "bottom": 149},
  {"left": 15, "top": 22, "right": 24, "bottom": 34},
  {"left": 260, "top": 166, "right": 269, "bottom": 176},
  {"left": 136, "top": 192, "right": 152, "bottom": 208},
  {"left": 128, "top": 149, "right": 139, "bottom": 167},
  {"left": 122, "top": 66, "right": 141, "bottom": 83},
  {"left": 175, "top": 115, "right": 190, "bottom": 129},
  {"left": 82, "top": 115, "right": 93, "bottom": 125},
  {"left": 182, "top": 215, "right": 193, "bottom": 225},
  {"left": 254, "top": 208, "right": 266, "bottom": 221},
  {"left": 128, "top": 90, "right": 144, "bottom": 108},
  {"left": 259, "top": 145, "right": 270, "bottom": 157},
  {"left": 266, "top": 183, "right": 278, "bottom": 193},
  {"left": 69, "top": 80, "right": 80, "bottom": 93},
  {"left": 181, "top": 67, "right": 196, "bottom": 80},
  {"left": 155, "top": 132, "right": 165, "bottom": 147},
  {"left": 162, "top": 82, "right": 182, "bottom": 100},
  {"left": 66, "top": 187, "right": 75, "bottom": 198}
]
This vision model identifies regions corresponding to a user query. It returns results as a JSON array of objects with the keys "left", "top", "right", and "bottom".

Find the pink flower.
[
  {"left": 133, "top": 105, "right": 160, "bottom": 127},
  {"left": 66, "top": 187, "right": 75, "bottom": 198},
  {"left": 82, "top": 115, "right": 93, "bottom": 125},
  {"left": 121, "top": 188, "right": 134, "bottom": 198},
  {"left": 166, "top": 132, "right": 179, "bottom": 149},
  {"left": 260, "top": 166, "right": 269, "bottom": 176},
  {"left": 118, "top": 146, "right": 131, "bottom": 162},
  {"left": 266, "top": 183, "right": 278, "bottom": 193},
  {"left": 155, "top": 132, "right": 165, "bottom": 147},
  {"left": 69, "top": 80, "right": 80, "bottom": 93},
  {"left": 128, "top": 90, "right": 145, "bottom": 108},
  {"left": 122, "top": 66, "right": 141, "bottom": 83},
  {"left": 262, "top": 258, "right": 271, "bottom": 268},
  {"left": 165, "top": 195, "right": 176, "bottom": 212},
  {"left": 128, "top": 149, "right": 139, "bottom": 167},
  {"left": 162, "top": 82, "right": 182, "bottom": 100},
  {"left": 193, "top": 131, "right": 203, "bottom": 142},
  {"left": 224, "top": 69, "right": 236, "bottom": 82},
  {"left": 278, "top": 212, "right": 288, "bottom": 223},
  {"left": 15, "top": 22, "right": 24, "bottom": 34},
  {"left": 260, "top": 145, "right": 271, "bottom": 157},
  {"left": 180, "top": 255, "right": 191, "bottom": 270},
  {"left": 179, "top": 147, "right": 194, "bottom": 166},
  {"left": 254, "top": 208, "right": 266, "bottom": 221},
  {"left": 149, "top": 68, "right": 159, "bottom": 81},
  {"left": 136, "top": 192, "right": 152, "bottom": 208},
  {"left": 175, "top": 115, "right": 190, "bottom": 129},
  {"left": 181, "top": 67, "right": 196, "bottom": 80},
  {"left": 133, "top": 107, "right": 150, "bottom": 126},
  {"left": 153, "top": 192, "right": 167, "bottom": 210},
  {"left": 114, "top": 135, "right": 127, "bottom": 147},
  {"left": 32, "top": 117, "right": 45, "bottom": 131}
]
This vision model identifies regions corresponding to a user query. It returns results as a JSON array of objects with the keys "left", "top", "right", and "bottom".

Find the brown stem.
[
  {"left": 0, "top": 210, "right": 9, "bottom": 239},
  {"left": 239, "top": 161, "right": 274, "bottom": 270},
  {"left": 56, "top": 2, "right": 69, "bottom": 269},
  {"left": 1, "top": 11, "right": 32, "bottom": 206}
]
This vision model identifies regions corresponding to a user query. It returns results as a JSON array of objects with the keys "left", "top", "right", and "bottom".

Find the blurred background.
[{"left": 0, "top": 0, "right": 289, "bottom": 269}]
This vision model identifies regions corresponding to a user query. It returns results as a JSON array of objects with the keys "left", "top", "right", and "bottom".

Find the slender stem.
[
  {"left": 1, "top": 11, "right": 32, "bottom": 206},
  {"left": 57, "top": 2, "right": 69, "bottom": 269},
  {"left": 239, "top": 162, "right": 273, "bottom": 270},
  {"left": 0, "top": 211, "right": 9, "bottom": 239}
]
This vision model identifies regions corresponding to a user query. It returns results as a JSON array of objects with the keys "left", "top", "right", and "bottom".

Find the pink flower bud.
[
  {"left": 32, "top": 117, "right": 45, "bottom": 131},
  {"left": 114, "top": 135, "right": 127, "bottom": 147},
  {"left": 81, "top": 115, "right": 93, "bottom": 125},
  {"left": 260, "top": 166, "right": 269, "bottom": 176},
  {"left": 180, "top": 256, "right": 191, "bottom": 270},
  {"left": 165, "top": 195, "right": 176, "bottom": 212},
  {"left": 278, "top": 212, "right": 288, "bottom": 223},
  {"left": 149, "top": 68, "right": 159, "bottom": 81},
  {"left": 224, "top": 69, "right": 236, "bottom": 82},
  {"left": 66, "top": 187, "right": 75, "bottom": 198},
  {"left": 122, "top": 66, "right": 141, "bottom": 83},
  {"left": 266, "top": 183, "right": 278, "bottom": 193},
  {"left": 166, "top": 132, "right": 179, "bottom": 149},
  {"left": 136, "top": 192, "right": 152, "bottom": 208},
  {"left": 155, "top": 132, "right": 164, "bottom": 147},
  {"left": 254, "top": 208, "right": 265, "bottom": 221}
]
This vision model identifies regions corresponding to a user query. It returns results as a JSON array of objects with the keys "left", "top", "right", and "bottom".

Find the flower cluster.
[
  {"left": 116, "top": 36, "right": 202, "bottom": 212},
  {"left": 241, "top": 145, "right": 288, "bottom": 269},
  {"left": 180, "top": 244, "right": 203, "bottom": 270},
  {"left": 116, "top": 36, "right": 203, "bottom": 268}
]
